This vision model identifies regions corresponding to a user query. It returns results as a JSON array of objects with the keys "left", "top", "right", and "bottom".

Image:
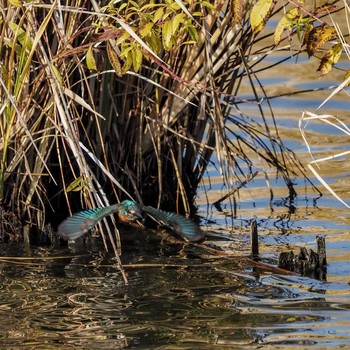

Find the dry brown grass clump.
[{"left": 0, "top": 1, "right": 313, "bottom": 261}]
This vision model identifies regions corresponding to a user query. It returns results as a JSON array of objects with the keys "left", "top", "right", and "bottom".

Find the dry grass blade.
[{"left": 300, "top": 111, "right": 350, "bottom": 208}]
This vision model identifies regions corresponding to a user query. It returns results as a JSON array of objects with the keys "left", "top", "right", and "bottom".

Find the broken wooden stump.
[
  {"left": 278, "top": 236, "right": 327, "bottom": 280},
  {"left": 248, "top": 223, "right": 327, "bottom": 279},
  {"left": 250, "top": 219, "right": 259, "bottom": 257}
]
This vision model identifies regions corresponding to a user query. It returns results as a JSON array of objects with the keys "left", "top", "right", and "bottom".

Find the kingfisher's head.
[{"left": 118, "top": 200, "right": 143, "bottom": 223}]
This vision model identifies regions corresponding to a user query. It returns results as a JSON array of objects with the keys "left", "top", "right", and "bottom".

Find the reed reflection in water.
[{"left": 0, "top": 228, "right": 349, "bottom": 349}]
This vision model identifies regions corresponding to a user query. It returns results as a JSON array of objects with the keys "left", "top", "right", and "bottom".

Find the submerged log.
[{"left": 278, "top": 236, "right": 327, "bottom": 280}]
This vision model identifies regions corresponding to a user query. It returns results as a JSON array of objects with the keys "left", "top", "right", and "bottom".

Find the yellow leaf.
[
  {"left": 302, "top": 23, "right": 313, "bottom": 47},
  {"left": 162, "top": 20, "right": 173, "bottom": 50},
  {"left": 140, "top": 3, "right": 162, "bottom": 11},
  {"left": 132, "top": 46, "right": 143, "bottom": 72},
  {"left": 202, "top": 1, "right": 217, "bottom": 12},
  {"left": 86, "top": 45, "right": 97, "bottom": 71},
  {"left": 122, "top": 51, "right": 133, "bottom": 74},
  {"left": 9, "top": 0, "right": 22, "bottom": 7},
  {"left": 107, "top": 42, "right": 122, "bottom": 76},
  {"left": 120, "top": 43, "right": 133, "bottom": 59},
  {"left": 169, "top": 2, "right": 180, "bottom": 10},
  {"left": 140, "top": 22, "right": 154, "bottom": 38},
  {"left": 250, "top": 0, "right": 273, "bottom": 33},
  {"left": 307, "top": 26, "right": 337, "bottom": 57},
  {"left": 146, "top": 32, "right": 162, "bottom": 54},
  {"left": 118, "top": 3, "right": 127, "bottom": 12},
  {"left": 314, "top": 3, "right": 337, "bottom": 15},
  {"left": 182, "top": 40, "right": 197, "bottom": 45},
  {"left": 343, "top": 69, "right": 350, "bottom": 88},
  {"left": 66, "top": 176, "right": 92, "bottom": 192},
  {"left": 274, "top": 8, "right": 299, "bottom": 45},
  {"left": 173, "top": 13, "right": 185, "bottom": 36},
  {"left": 116, "top": 31, "right": 131, "bottom": 46},
  {"left": 50, "top": 63, "right": 63, "bottom": 85},
  {"left": 317, "top": 43, "right": 342, "bottom": 76},
  {"left": 153, "top": 7, "right": 164, "bottom": 23}
]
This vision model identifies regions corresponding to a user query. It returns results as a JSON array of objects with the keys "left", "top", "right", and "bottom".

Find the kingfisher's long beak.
[{"left": 132, "top": 209, "right": 143, "bottom": 219}]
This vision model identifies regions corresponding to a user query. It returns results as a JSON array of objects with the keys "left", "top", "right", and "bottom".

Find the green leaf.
[
  {"left": 187, "top": 24, "right": 198, "bottom": 42},
  {"left": 3, "top": 38, "right": 22, "bottom": 54},
  {"left": 250, "top": 0, "right": 273, "bottom": 33},
  {"left": 86, "top": 45, "right": 97, "bottom": 71},
  {"left": 8, "top": 21, "right": 32, "bottom": 51}
]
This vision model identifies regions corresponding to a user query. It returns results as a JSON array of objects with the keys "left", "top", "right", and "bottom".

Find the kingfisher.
[{"left": 57, "top": 200, "right": 204, "bottom": 243}]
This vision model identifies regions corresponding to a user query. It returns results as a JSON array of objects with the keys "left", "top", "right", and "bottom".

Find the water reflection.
[{"left": 0, "top": 233, "right": 349, "bottom": 348}]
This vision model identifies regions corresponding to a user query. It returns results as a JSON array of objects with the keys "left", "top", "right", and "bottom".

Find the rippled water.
[{"left": 0, "top": 225, "right": 349, "bottom": 349}]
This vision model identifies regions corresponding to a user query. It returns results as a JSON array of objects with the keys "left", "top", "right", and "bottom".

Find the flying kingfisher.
[{"left": 57, "top": 200, "right": 204, "bottom": 243}]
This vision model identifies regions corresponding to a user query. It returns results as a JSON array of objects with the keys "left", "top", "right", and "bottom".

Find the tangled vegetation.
[{"left": 0, "top": 0, "right": 342, "bottom": 256}]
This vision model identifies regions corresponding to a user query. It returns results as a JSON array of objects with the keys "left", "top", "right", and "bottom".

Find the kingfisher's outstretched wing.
[
  {"left": 57, "top": 200, "right": 142, "bottom": 241},
  {"left": 142, "top": 206, "right": 205, "bottom": 242},
  {"left": 57, "top": 204, "right": 121, "bottom": 241}
]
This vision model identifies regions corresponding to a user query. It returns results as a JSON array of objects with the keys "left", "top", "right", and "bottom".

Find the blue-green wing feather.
[
  {"left": 58, "top": 204, "right": 121, "bottom": 241},
  {"left": 142, "top": 206, "right": 204, "bottom": 242}
]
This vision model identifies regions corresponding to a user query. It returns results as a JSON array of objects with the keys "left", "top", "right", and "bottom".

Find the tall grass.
[{"left": 0, "top": 0, "right": 310, "bottom": 257}]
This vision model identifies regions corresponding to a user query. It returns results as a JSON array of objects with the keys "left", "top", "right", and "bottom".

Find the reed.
[{"left": 0, "top": 1, "right": 311, "bottom": 254}]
